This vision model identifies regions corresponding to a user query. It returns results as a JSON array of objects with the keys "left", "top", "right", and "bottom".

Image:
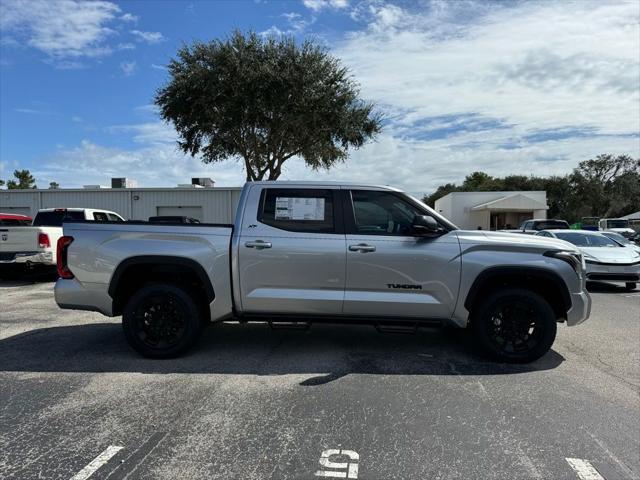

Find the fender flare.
[
  {"left": 463, "top": 266, "right": 571, "bottom": 312},
  {"left": 108, "top": 255, "right": 215, "bottom": 303}
]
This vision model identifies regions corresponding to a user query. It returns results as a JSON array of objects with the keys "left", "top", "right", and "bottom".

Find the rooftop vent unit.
[
  {"left": 83, "top": 185, "right": 105, "bottom": 189},
  {"left": 111, "top": 177, "right": 136, "bottom": 189},
  {"left": 177, "top": 183, "right": 204, "bottom": 188},
  {"left": 191, "top": 177, "right": 214, "bottom": 188}
]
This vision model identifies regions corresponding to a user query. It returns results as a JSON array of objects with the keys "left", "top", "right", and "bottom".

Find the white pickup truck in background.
[{"left": 0, "top": 208, "right": 124, "bottom": 267}]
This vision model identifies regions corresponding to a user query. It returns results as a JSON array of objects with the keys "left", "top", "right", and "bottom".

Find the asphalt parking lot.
[{"left": 0, "top": 270, "right": 638, "bottom": 480}]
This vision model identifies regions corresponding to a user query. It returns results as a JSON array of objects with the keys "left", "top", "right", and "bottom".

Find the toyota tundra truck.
[{"left": 55, "top": 182, "right": 591, "bottom": 363}]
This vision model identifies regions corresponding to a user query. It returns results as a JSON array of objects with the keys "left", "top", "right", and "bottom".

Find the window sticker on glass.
[{"left": 275, "top": 197, "right": 325, "bottom": 220}]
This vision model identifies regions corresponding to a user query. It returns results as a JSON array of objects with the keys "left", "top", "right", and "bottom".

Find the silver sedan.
[{"left": 536, "top": 229, "right": 640, "bottom": 291}]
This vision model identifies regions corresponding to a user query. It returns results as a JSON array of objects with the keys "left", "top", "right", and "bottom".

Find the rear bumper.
[
  {"left": 55, "top": 278, "right": 114, "bottom": 316},
  {"left": 0, "top": 251, "right": 53, "bottom": 265}
]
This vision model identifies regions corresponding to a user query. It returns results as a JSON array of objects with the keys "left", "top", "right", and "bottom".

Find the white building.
[
  {"left": 434, "top": 191, "right": 548, "bottom": 230},
  {"left": 0, "top": 178, "right": 242, "bottom": 223}
]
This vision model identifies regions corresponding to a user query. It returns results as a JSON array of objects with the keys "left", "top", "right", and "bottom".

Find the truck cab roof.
[{"left": 246, "top": 181, "right": 403, "bottom": 191}]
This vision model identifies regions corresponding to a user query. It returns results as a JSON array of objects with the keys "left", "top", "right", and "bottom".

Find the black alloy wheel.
[
  {"left": 472, "top": 288, "right": 557, "bottom": 363},
  {"left": 122, "top": 284, "right": 204, "bottom": 358}
]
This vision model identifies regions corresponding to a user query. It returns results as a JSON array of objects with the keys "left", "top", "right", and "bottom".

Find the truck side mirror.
[{"left": 411, "top": 215, "right": 442, "bottom": 236}]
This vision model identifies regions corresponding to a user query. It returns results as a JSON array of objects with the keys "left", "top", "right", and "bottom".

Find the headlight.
[{"left": 544, "top": 250, "right": 584, "bottom": 277}]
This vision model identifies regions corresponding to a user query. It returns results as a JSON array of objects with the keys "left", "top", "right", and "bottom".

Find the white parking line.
[
  {"left": 565, "top": 458, "right": 604, "bottom": 480},
  {"left": 69, "top": 445, "right": 123, "bottom": 480}
]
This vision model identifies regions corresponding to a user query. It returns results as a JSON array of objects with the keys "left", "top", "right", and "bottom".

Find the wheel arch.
[
  {"left": 464, "top": 266, "right": 571, "bottom": 321},
  {"left": 108, "top": 255, "right": 215, "bottom": 316}
]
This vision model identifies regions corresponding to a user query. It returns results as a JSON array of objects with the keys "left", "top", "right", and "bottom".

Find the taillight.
[
  {"left": 38, "top": 233, "right": 50, "bottom": 248},
  {"left": 57, "top": 236, "right": 74, "bottom": 279}
]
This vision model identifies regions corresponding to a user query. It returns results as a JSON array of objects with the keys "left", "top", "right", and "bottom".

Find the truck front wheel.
[
  {"left": 471, "top": 288, "right": 557, "bottom": 363},
  {"left": 122, "top": 284, "right": 204, "bottom": 358}
]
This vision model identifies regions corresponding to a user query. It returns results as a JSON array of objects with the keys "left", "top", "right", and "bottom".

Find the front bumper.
[
  {"left": 566, "top": 290, "right": 591, "bottom": 326},
  {"left": 585, "top": 262, "right": 640, "bottom": 282},
  {"left": 0, "top": 251, "right": 53, "bottom": 265}
]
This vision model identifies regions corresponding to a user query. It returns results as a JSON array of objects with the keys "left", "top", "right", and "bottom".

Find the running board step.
[
  {"left": 375, "top": 322, "right": 419, "bottom": 334},
  {"left": 268, "top": 321, "right": 311, "bottom": 331}
]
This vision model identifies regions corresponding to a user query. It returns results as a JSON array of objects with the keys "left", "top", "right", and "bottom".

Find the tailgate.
[{"left": 0, "top": 227, "right": 40, "bottom": 257}]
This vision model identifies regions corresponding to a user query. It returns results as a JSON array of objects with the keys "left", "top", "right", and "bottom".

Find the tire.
[
  {"left": 471, "top": 288, "right": 557, "bottom": 363},
  {"left": 122, "top": 283, "right": 204, "bottom": 358},
  {"left": 625, "top": 282, "right": 637, "bottom": 291}
]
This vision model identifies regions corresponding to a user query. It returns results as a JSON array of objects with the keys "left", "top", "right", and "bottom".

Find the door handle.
[
  {"left": 348, "top": 243, "right": 376, "bottom": 253},
  {"left": 245, "top": 240, "right": 272, "bottom": 249}
]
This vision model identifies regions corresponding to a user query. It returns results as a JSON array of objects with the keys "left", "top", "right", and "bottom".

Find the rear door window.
[
  {"left": 93, "top": 212, "right": 109, "bottom": 222},
  {"left": 259, "top": 189, "right": 336, "bottom": 233},
  {"left": 107, "top": 213, "right": 124, "bottom": 222}
]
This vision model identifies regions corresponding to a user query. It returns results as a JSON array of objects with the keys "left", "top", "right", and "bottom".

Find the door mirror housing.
[{"left": 411, "top": 215, "right": 443, "bottom": 236}]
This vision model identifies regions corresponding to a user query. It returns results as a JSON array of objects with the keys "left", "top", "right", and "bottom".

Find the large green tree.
[
  {"left": 155, "top": 31, "right": 382, "bottom": 181},
  {"left": 6, "top": 169, "right": 37, "bottom": 189}
]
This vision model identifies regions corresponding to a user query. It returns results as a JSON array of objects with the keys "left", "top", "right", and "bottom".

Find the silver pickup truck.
[{"left": 55, "top": 182, "right": 591, "bottom": 363}]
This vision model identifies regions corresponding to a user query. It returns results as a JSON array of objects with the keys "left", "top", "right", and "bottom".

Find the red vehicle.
[{"left": 0, "top": 213, "right": 32, "bottom": 226}]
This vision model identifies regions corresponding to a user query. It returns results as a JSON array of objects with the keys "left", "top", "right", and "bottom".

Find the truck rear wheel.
[
  {"left": 122, "top": 283, "right": 204, "bottom": 358},
  {"left": 471, "top": 288, "right": 557, "bottom": 363}
]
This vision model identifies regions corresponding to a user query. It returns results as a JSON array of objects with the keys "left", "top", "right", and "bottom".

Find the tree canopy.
[
  {"left": 5, "top": 169, "right": 37, "bottom": 189},
  {"left": 155, "top": 30, "right": 382, "bottom": 181},
  {"left": 423, "top": 154, "right": 639, "bottom": 222}
]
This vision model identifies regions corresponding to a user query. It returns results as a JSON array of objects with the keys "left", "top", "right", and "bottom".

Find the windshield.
[
  {"left": 32, "top": 210, "right": 85, "bottom": 226},
  {"left": 601, "top": 231, "right": 630, "bottom": 245},
  {"left": 606, "top": 219, "right": 630, "bottom": 228},
  {"left": 554, "top": 232, "right": 620, "bottom": 247}
]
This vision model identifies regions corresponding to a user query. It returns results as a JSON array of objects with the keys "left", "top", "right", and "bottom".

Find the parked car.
[
  {"left": 515, "top": 219, "right": 570, "bottom": 234},
  {"left": 0, "top": 213, "right": 32, "bottom": 226},
  {"left": 598, "top": 218, "right": 636, "bottom": 238},
  {"left": 536, "top": 229, "right": 640, "bottom": 290},
  {"left": 580, "top": 216, "right": 600, "bottom": 231},
  {"left": 55, "top": 182, "right": 591, "bottom": 362},
  {"left": 0, "top": 208, "right": 124, "bottom": 267},
  {"left": 148, "top": 216, "right": 201, "bottom": 224},
  {"left": 600, "top": 231, "right": 640, "bottom": 254}
]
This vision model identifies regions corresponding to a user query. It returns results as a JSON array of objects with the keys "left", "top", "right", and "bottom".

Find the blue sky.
[{"left": 0, "top": 0, "right": 638, "bottom": 195}]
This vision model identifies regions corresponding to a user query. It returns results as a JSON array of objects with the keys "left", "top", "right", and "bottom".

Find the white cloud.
[
  {"left": 130, "top": 29, "right": 165, "bottom": 44},
  {"left": 13, "top": 0, "right": 640, "bottom": 196},
  {"left": 0, "top": 0, "right": 130, "bottom": 60},
  {"left": 151, "top": 63, "right": 167, "bottom": 70},
  {"left": 303, "top": 0, "right": 348, "bottom": 12},
  {"left": 337, "top": 1, "right": 639, "bottom": 135},
  {"left": 31, "top": 139, "right": 246, "bottom": 188},
  {"left": 261, "top": 12, "right": 315, "bottom": 37},
  {"left": 259, "top": 25, "right": 286, "bottom": 37},
  {"left": 120, "top": 13, "right": 138, "bottom": 22},
  {"left": 106, "top": 121, "right": 175, "bottom": 144},
  {"left": 14, "top": 108, "right": 49, "bottom": 115},
  {"left": 119, "top": 60, "right": 136, "bottom": 76},
  {"left": 322, "top": 0, "right": 640, "bottom": 192}
]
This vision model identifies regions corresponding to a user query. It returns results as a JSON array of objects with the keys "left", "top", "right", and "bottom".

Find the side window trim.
[
  {"left": 344, "top": 189, "right": 449, "bottom": 236},
  {"left": 257, "top": 188, "right": 344, "bottom": 234}
]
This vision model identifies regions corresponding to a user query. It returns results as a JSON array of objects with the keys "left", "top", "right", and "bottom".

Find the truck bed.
[{"left": 57, "top": 220, "right": 234, "bottom": 319}]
